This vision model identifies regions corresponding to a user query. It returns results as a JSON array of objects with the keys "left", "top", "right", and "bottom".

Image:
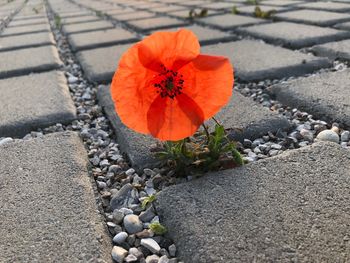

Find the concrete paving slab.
[
  {"left": 268, "top": 69, "right": 350, "bottom": 127},
  {"left": 0, "top": 45, "right": 62, "bottom": 79},
  {"left": 234, "top": 4, "right": 289, "bottom": 14},
  {"left": 12, "top": 14, "right": 46, "bottom": 21},
  {"left": 111, "top": 10, "right": 156, "bottom": 22},
  {"left": 237, "top": 21, "right": 350, "bottom": 49},
  {"left": 262, "top": 0, "right": 303, "bottom": 6},
  {"left": 68, "top": 28, "right": 138, "bottom": 51},
  {"left": 297, "top": 1, "right": 350, "bottom": 12},
  {"left": 8, "top": 17, "right": 48, "bottom": 27},
  {"left": 0, "top": 71, "right": 76, "bottom": 137},
  {"left": 97, "top": 84, "right": 291, "bottom": 170},
  {"left": 0, "top": 23, "right": 50, "bottom": 36},
  {"left": 275, "top": 9, "right": 350, "bottom": 26},
  {"left": 0, "top": 31, "right": 55, "bottom": 52},
  {"left": 156, "top": 141, "right": 350, "bottom": 263},
  {"left": 62, "top": 15, "right": 100, "bottom": 25},
  {"left": 201, "top": 1, "right": 239, "bottom": 10},
  {"left": 0, "top": 132, "right": 111, "bottom": 262},
  {"left": 167, "top": 8, "right": 221, "bottom": 19},
  {"left": 198, "top": 14, "right": 265, "bottom": 30},
  {"left": 335, "top": 21, "right": 350, "bottom": 30},
  {"left": 76, "top": 43, "right": 131, "bottom": 83},
  {"left": 62, "top": 20, "right": 114, "bottom": 35},
  {"left": 125, "top": 16, "right": 188, "bottom": 32},
  {"left": 59, "top": 11, "right": 92, "bottom": 18},
  {"left": 151, "top": 5, "right": 186, "bottom": 13},
  {"left": 201, "top": 40, "right": 331, "bottom": 82},
  {"left": 311, "top": 39, "right": 350, "bottom": 61},
  {"left": 152, "top": 25, "right": 236, "bottom": 45}
]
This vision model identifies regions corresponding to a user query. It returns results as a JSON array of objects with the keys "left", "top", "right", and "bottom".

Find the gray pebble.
[
  {"left": 124, "top": 214, "right": 143, "bottom": 234},
  {"left": 0, "top": 137, "right": 13, "bottom": 146},
  {"left": 145, "top": 255, "right": 160, "bottom": 263},
  {"left": 139, "top": 206, "right": 156, "bottom": 223},
  {"left": 126, "top": 168, "right": 136, "bottom": 176},
  {"left": 119, "top": 207, "right": 134, "bottom": 215},
  {"left": 341, "top": 131, "right": 350, "bottom": 142},
  {"left": 159, "top": 255, "right": 170, "bottom": 263},
  {"left": 141, "top": 238, "right": 161, "bottom": 253},
  {"left": 112, "top": 209, "right": 125, "bottom": 224},
  {"left": 113, "top": 231, "right": 128, "bottom": 244},
  {"left": 129, "top": 247, "right": 144, "bottom": 259},
  {"left": 316, "top": 129, "right": 339, "bottom": 143},
  {"left": 125, "top": 254, "right": 138, "bottom": 262},
  {"left": 168, "top": 244, "right": 176, "bottom": 257},
  {"left": 111, "top": 246, "right": 128, "bottom": 263}
]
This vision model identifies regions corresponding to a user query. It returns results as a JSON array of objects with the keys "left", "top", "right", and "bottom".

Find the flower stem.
[
  {"left": 212, "top": 117, "right": 222, "bottom": 126},
  {"left": 202, "top": 124, "right": 210, "bottom": 144}
]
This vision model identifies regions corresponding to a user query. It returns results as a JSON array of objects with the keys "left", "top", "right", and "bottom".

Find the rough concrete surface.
[
  {"left": 0, "top": 132, "right": 112, "bottom": 263},
  {"left": 0, "top": 71, "right": 76, "bottom": 137},
  {"left": 311, "top": 39, "right": 350, "bottom": 61},
  {"left": 156, "top": 142, "right": 350, "bottom": 263},
  {"left": 268, "top": 69, "right": 350, "bottom": 128}
]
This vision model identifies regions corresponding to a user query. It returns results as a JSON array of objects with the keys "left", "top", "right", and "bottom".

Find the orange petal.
[
  {"left": 179, "top": 54, "right": 234, "bottom": 120},
  {"left": 111, "top": 43, "right": 159, "bottom": 134},
  {"left": 138, "top": 29, "right": 200, "bottom": 72},
  {"left": 147, "top": 94, "right": 204, "bottom": 141}
]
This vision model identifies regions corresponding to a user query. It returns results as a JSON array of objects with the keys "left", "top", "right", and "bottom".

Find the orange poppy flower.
[{"left": 111, "top": 29, "right": 233, "bottom": 141}]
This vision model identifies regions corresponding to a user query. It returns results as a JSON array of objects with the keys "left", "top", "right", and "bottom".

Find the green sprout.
[
  {"left": 254, "top": 6, "right": 276, "bottom": 18},
  {"left": 149, "top": 222, "right": 167, "bottom": 235},
  {"left": 54, "top": 14, "right": 61, "bottom": 29},
  {"left": 141, "top": 194, "right": 157, "bottom": 209},
  {"left": 188, "top": 8, "right": 208, "bottom": 19},
  {"left": 232, "top": 6, "right": 240, "bottom": 14}
]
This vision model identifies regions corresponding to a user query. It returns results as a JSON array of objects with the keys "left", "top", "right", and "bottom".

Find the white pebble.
[
  {"left": 0, "top": 137, "right": 13, "bottom": 146},
  {"left": 316, "top": 129, "right": 339, "bottom": 143},
  {"left": 141, "top": 238, "right": 161, "bottom": 253},
  {"left": 113, "top": 232, "right": 128, "bottom": 244},
  {"left": 111, "top": 246, "right": 128, "bottom": 263}
]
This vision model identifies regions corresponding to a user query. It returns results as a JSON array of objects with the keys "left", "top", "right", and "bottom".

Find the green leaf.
[
  {"left": 141, "top": 194, "right": 156, "bottom": 209},
  {"left": 232, "top": 148, "right": 244, "bottom": 166},
  {"left": 149, "top": 222, "right": 167, "bottom": 235}
]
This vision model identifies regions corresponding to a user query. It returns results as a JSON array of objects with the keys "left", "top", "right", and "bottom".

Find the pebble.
[
  {"left": 111, "top": 246, "right": 128, "bottom": 263},
  {"left": 341, "top": 131, "right": 350, "bottom": 142},
  {"left": 0, "top": 137, "right": 13, "bottom": 146},
  {"left": 146, "top": 255, "right": 160, "bottom": 263},
  {"left": 68, "top": 76, "right": 78, "bottom": 84},
  {"left": 129, "top": 247, "right": 144, "bottom": 259},
  {"left": 112, "top": 209, "right": 125, "bottom": 224},
  {"left": 139, "top": 206, "right": 156, "bottom": 223},
  {"left": 110, "top": 183, "right": 139, "bottom": 210},
  {"left": 141, "top": 238, "right": 161, "bottom": 253},
  {"left": 316, "top": 129, "right": 339, "bottom": 143},
  {"left": 168, "top": 244, "right": 176, "bottom": 257},
  {"left": 159, "top": 255, "right": 170, "bottom": 263},
  {"left": 120, "top": 207, "right": 134, "bottom": 215},
  {"left": 113, "top": 231, "right": 128, "bottom": 244},
  {"left": 126, "top": 168, "right": 136, "bottom": 176},
  {"left": 124, "top": 214, "right": 143, "bottom": 234},
  {"left": 299, "top": 128, "right": 313, "bottom": 142},
  {"left": 124, "top": 254, "right": 138, "bottom": 262}
]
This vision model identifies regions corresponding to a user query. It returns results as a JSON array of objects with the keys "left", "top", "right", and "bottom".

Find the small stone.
[
  {"left": 119, "top": 207, "right": 134, "bottom": 215},
  {"left": 125, "top": 254, "right": 138, "bottom": 262},
  {"left": 111, "top": 246, "right": 128, "bottom": 263},
  {"left": 159, "top": 255, "right": 170, "bottom": 263},
  {"left": 110, "top": 183, "right": 139, "bottom": 210},
  {"left": 341, "top": 131, "right": 350, "bottom": 142},
  {"left": 146, "top": 255, "right": 160, "bottom": 263},
  {"left": 271, "top": 144, "right": 282, "bottom": 150},
  {"left": 139, "top": 206, "right": 156, "bottom": 222},
  {"left": 129, "top": 247, "right": 144, "bottom": 259},
  {"left": 126, "top": 168, "right": 136, "bottom": 176},
  {"left": 300, "top": 128, "right": 314, "bottom": 142},
  {"left": 112, "top": 209, "right": 125, "bottom": 224},
  {"left": 109, "top": 164, "right": 122, "bottom": 174},
  {"left": 144, "top": 168, "right": 155, "bottom": 176},
  {"left": 243, "top": 139, "right": 252, "bottom": 148},
  {"left": 97, "top": 181, "right": 106, "bottom": 189},
  {"left": 113, "top": 231, "right": 128, "bottom": 244},
  {"left": 168, "top": 244, "right": 176, "bottom": 257},
  {"left": 141, "top": 238, "right": 161, "bottom": 253},
  {"left": 127, "top": 234, "right": 136, "bottom": 246},
  {"left": 68, "top": 76, "right": 79, "bottom": 84},
  {"left": 168, "top": 259, "right": 178, "bottom": 263},
  {"left": 124, "top": 214, "right": 143, "bottom": 234},
  {"left": 316, "top": 129, "right": 340, "bottom": 143},
  {"left": 136, "top": 229, "right": 154, "bottom": 238},
  {"left": 0, "top": 137, "right": 13, "bottom": 146}
]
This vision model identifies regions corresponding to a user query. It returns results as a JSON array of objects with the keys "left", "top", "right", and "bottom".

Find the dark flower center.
[{"left": 154, "top": 64, "right": 184, "bottom": 99}]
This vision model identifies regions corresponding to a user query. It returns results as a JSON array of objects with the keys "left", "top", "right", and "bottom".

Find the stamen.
[{"left": 153, "top": 64, "right": 184, "bottom": 99}]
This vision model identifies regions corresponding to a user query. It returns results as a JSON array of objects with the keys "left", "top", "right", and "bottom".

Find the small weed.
[
  {"left": 141, "top": 194, "right": 156, "bottom": 209},
  {"left": 95, "top": 10, "right": 103, "bottom": 17},
  {"left": 188, "top": 8, "right": 208, "bottom": 19},
  {"left": 154, "top": 123, "right": 243, "bottom": 177},
  {"left": 149, "top": 222, "right": 167, "bottom": 235},
  {"left": 54, "top": 14, "right": 61, "bottom": 29},
  {"left": 232, "top": 6, "right": 240, "bottom": 14},
  {"left": 254, "top": 6, "right": 276, "bottom": 18}
]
